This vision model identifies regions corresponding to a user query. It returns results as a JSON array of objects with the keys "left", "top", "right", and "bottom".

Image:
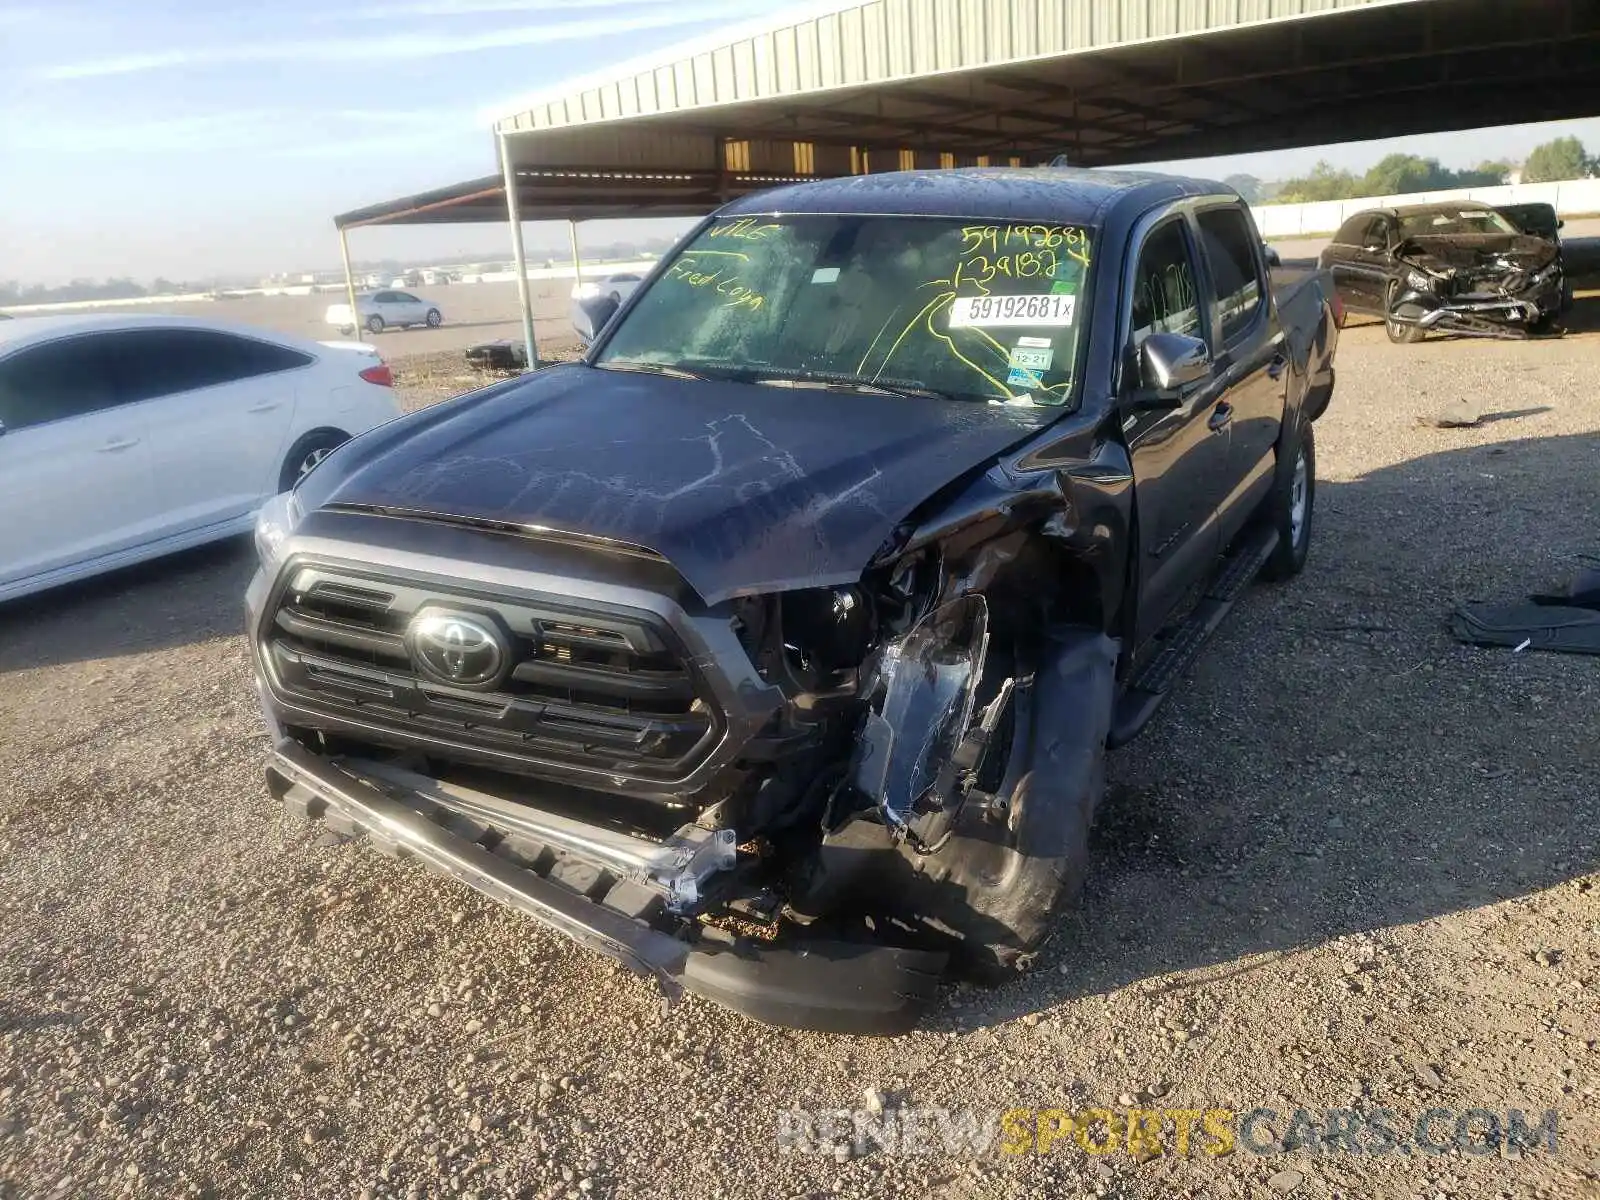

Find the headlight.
[
  {"left": 254, "top": 491, "right": 303, "bottom": 568},
  {"left": 1405, "top": 270, "right": 1436, "bottom": 292},
  {"left": 1531, "top": 263, "right": 1561, "bottom": 285}
]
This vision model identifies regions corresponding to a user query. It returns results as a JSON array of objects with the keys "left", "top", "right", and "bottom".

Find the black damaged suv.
[{"left": 249, "top": 168, "right": 1340, "bottom": 1033}]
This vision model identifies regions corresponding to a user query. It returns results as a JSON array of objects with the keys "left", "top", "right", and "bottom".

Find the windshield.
[
  {"left": 594, "top": 214, "right": 1095, "bottom": 407},
  {"left": 1399, "top": 209, "right": 1518, "bottom": 238}
]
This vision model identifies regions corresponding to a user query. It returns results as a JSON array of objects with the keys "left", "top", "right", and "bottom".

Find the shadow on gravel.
[
  {"left": 0, "top": 537, "right": 257, "bottom": 673},
  {"left": 950, "top": 431, "right": 1600, "bottom": 1029}
]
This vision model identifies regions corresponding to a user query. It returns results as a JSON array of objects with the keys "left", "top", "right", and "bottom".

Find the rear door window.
[
  {"left": 106, "top": 329, "right": 311, "bottom": 401},
  {"left": 1129, "top": 218, "right": 1204, "bottom": 349},
  {"left": 1195, "top": 207, "right": 1265, "bottom": 343},
  {"left": 0, "top": 336, "right": 120, "bottom": 430}
]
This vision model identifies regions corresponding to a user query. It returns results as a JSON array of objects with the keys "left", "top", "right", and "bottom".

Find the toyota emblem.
[{"left": 407, "top": 610, "right": 508, "bottom": 688}]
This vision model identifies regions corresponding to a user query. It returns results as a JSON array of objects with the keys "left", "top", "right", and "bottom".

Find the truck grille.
[{"left": 260, "top": 565, "right": 721, "bottom": 782}]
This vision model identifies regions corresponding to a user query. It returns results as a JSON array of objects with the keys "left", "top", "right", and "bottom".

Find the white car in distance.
[
  {"left": 0, "top": 314, "right": 401, "bottom": 604},
  {"left": 571, "top": 272, "right": 644, "bottom": 306},
  {"left": 325, "top": 290, "right": 443, "bottom": 335}
]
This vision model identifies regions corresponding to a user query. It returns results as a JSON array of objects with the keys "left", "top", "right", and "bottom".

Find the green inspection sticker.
[{"left": 1050, "top": 279, "right": 1077, "bottom": 295}]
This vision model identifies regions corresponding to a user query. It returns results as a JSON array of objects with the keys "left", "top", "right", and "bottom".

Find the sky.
[{"left": 2, "top": 0, "right": 1598, "bottom": 286}]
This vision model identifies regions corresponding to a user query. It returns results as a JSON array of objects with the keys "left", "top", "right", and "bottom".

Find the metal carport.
[{"left": 333, "top": 0, "right": 1600, "bottom": 366}]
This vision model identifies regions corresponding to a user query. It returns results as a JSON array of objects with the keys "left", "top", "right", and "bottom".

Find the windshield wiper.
[
  {"left": 594, "top": 360, "right": 704, "bottom": 381},
  {"left": 751, "top": 372, "right": 957, "bottom": 402}
]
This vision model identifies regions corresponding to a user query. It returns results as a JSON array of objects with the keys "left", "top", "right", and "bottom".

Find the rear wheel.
[
  {"left": 279, "top": 429, "right": 349, "bottom": 493},
  {"left": 1384, "top": 280, "right": 1425, "bottom": 344},
  {"left": 1259, "top": 418, "right": 1315, "bottom": 582},
  {"left": 366, "top": 314, "right": 385, "bottom": 334}
]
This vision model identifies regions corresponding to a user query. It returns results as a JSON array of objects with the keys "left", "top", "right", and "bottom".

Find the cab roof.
[{"left": 716, "top": 167, "right": 1233, "bottom": 226}]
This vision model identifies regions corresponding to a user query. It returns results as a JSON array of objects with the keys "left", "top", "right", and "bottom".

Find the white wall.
[{"left": 1252, "top": 177, "right": 1600, "bottom": 239}]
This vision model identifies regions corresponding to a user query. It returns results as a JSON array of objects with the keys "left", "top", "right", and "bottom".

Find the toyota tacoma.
[{"left": 249, "top": 168, "right": 1340, "bottom": 1034}]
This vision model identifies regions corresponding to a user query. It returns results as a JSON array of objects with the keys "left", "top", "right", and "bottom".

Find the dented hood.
[
  {"left": 1397, "top": 233, "right": 1557, "bottom": 273},
  {"left": 304, "top": 364, "right": 1046, "bottom": 603}
]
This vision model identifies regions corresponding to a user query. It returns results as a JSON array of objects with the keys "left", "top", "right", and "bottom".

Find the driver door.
[{"left": 1120, "top": 212, "right": 1233, "bottom": 644}]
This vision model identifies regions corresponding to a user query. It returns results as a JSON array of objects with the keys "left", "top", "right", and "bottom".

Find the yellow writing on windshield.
[
  {"left": 665, "top": 256, "right": 766, "bottom": 311},
  {"left": 707, "top": 217, "right": 783, "bottom": 242},
  {"left": 959, "top": 225, "right": 1092, "bottom": 270}
]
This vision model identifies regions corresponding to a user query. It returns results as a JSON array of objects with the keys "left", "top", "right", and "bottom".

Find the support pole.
[
  {"left": 338, "top": 226, "right": 362, "bottom": 343},
  {"left": 498, "top": 133, "right": 538, "bottom": 370},
  {"left": 568, "top": 219, "right": 582, "bottom": 291}
]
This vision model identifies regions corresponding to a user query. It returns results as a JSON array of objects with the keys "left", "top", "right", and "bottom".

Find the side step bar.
[
  {"left": 1109, "top": 526, "right": 1279, "bottom": 748},
  {"left": 267, "top": 742, "right": 946, "bottom": 1035}
]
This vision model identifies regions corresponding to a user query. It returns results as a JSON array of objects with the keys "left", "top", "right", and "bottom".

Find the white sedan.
[
  {"left": 0, "top": 314, "right": 401, "bottom": 604},
  {"left": 571, "top": 272, "right": 644, "bottom": 306},
  {"left": 325, "top": 290, "right": 443, "bottom": 335}
]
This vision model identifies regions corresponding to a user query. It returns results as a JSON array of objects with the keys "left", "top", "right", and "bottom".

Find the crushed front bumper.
[
  {"left": 265, "top": 740, "right": 945, "bottom": 1034},
  {"left": 1393, "top": 275, "right": 1564, "bottom": 339}
]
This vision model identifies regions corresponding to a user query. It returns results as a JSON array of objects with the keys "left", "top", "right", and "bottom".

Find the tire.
[
  {"left": 366, "top": 314, "right": 385, "bottom": 334},
  {"left": 1258, "top": 417, "right": 1315, "bottom": 582},
  {"left": 279, "top": 429, "right": 349, "bottom": 493},
  {"left": 896, "top": 634, "right": 1113, "bottom": 981},
  {"left": 425, "top": 308, "right": 442, "bottom": 328},
  {"left": 1384, "top": 280, "right": 1425, "bottom": 344},
  {"left": 338, "top": 325, "right": 354, "bottom": 336}
]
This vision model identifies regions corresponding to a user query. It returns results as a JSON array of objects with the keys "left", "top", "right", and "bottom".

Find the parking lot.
[{"left": 3, "top": 304, "right": 1599, "bottom": 1200}]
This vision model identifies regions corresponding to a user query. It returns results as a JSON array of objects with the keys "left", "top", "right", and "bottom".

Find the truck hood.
[{"left": 302, "top": 364, "right": 1047, "bottom": 604}]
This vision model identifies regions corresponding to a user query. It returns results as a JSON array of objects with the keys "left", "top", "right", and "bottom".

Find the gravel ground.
[{"left": 3, "top": 306, "right": 1599, "bottom": 1200}]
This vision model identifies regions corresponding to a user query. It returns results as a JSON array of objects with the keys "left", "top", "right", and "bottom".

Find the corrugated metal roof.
[
  {"left": 337, "top": 0, "right": 1600, "bottom": 225},
  {"left": 494, "top": 0, "right": 1423, "bottom": 160}
]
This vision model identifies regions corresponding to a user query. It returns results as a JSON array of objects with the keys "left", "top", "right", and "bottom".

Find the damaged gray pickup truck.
[{"left": 248, "top": 168, "right": 1340, "bottom": 1034}]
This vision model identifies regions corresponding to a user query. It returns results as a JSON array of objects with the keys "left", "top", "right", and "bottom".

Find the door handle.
[
  {"left": 1267, "top": 354, "right": 1287, "bottom": 381},
  {"left": 99, "top": 437, "right": 140, "bottom": 452},
  {"left": 1207, "top": 403, "right": 1233, "bottom": 432},
  {"left": 246, "top": 401, "right": 281, "bottom": 413}
]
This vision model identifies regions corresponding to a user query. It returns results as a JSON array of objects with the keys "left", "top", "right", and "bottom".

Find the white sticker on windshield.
[
  {"left": 811, "top": 266, "right": 840, "bottom": 284},
  {"left": 949, "top": 294, "right": 1075, "bottom": 327},
  {"left": 1016, "top": 336, "right": 1052, "bottom": 348},
  {"left": 1008, "top": 345, "right": 1054, "bottom": 372}
]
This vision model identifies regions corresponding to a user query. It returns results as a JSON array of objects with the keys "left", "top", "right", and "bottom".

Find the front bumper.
[
  {"left": 265, "top": 739, "right": 945, "bottom": 1034},
  {"left": 1393, "top": 273, "right": 1564, "bottom": 338}
]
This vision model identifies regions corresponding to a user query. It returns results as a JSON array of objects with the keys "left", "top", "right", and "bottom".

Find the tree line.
[{"left": 1225, "top": 137, "right": 1596, "bottom": 205}]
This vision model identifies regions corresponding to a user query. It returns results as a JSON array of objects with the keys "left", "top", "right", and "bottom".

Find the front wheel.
[
  {"left": 425, "top": 308, "right": 442, "bottom": 328},
  {"left": 1384, "top": 281, "right": 1425, "bottom": 344},
  {"left": 1259, "top": 418, "right": 1315, "bottom": 581},
  {"left": 366, "top": 314, "right": 385, "bottom": 334},
  {"left": 897, "top": 633, "right": 1115, "bottom": 980}
]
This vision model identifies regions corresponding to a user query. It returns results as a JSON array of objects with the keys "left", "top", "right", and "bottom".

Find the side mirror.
[
  {"left": 570, "top": 294, "right": 620, "bottom": 345},
  {"left": 1134, "top": 332, "right": 1210, "bottom": 407},
  {"left": 1557, "top": 219, "right": 1566, "bottom": 230},
  {"left": 1263, "top": 244, "right": 1282, "bottom": 268}
]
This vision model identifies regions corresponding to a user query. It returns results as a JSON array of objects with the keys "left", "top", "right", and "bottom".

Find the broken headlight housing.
[{"left": 254, "top": 491, "right": 303, "bottom": 569}]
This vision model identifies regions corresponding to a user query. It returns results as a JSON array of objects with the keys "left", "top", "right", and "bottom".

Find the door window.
[
  {"left": 0, "top": 336, "right": 120, "bottom": 430},
  {"left": 373, "top": 292, "right": 397, "bottom": 304},
  {"left": 1359, "top": 217, "right": 1391, "bottom": 249},
  {"left": 1195, "top": 207, "right": 1264, "bottom": 343},
  {"left": 103, "top": 329, "right": 310, "bottom": 402},
  {"left": 1333, "top": 215, "right": 1371, "bottom": 246},
  {"left": 395, "top": 293, "right": 420, "bottom": 304},
  {"left": 1129, "top": 218, "right": 1204, "bottom": 350}
]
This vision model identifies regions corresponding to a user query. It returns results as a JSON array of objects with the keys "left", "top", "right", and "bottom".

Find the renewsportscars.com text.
[{"left": 775, "top": 1106, "right": 1560, "bottom": 1160}]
